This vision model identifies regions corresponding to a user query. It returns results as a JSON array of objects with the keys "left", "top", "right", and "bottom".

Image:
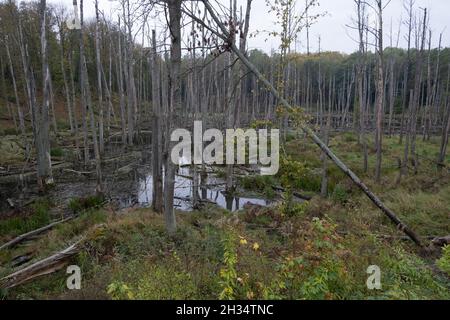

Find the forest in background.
[{"left": 0, "top": 0, "right": 449, "bottom": 300}]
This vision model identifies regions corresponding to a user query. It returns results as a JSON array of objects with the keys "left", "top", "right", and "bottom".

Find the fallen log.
[
  {"left": 0, "top": 162, "right": 72, "bottom": 184},
  {"left": 432, "top": 236, "right": 450, "bottom": 247},
  {"left": 0, "top": 216, "right": 74, "bottom": 251},
  {"left": 11, "top": 253, "right": 33, "bottom": 268},
  {"left": 62, "top": 169, "right": 94, "bottom": 176},
  {"left": 174, "top": 196, "right": 216, "bottom": 204},
  {"left": 271, "top": 186, "right": 312, "bottom": 201},
  {"left": 0, "top": 239, "right": 83, "bottom": 289}
]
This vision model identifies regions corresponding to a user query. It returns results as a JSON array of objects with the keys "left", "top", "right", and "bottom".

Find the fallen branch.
[
  {"left": 0, "top": 216, "right": 75, "bottom": 251},
  {"left": 0, "top": 238, "right": 83, "bottom": 289},
  {"left": 63, "top": 168, "right": 94, "bottom": 176}
]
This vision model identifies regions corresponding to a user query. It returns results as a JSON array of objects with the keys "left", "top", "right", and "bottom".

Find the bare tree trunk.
[
  {"left": 57, "top": 17, "right": 75, "bottom": 134},
  {"left": 0, "top": 53, "right": 17, "bottom": 131},
  {"left": 151, "top": 29, "right": 163, "bottom": 213},
  {"left": 94, "top": 0, "right": 104, "bottom": 154},
  {"left": 387, "top": 58, "right": 395, "bottom": 137},
  {"left": 399, "top": 0, "right": 414, "bottom": 145},
  {"left": 408, "top": 8, "right": 427, "bottom": 175},
  {"left": 225, "top": 0, "right": 237, "bottom": 195},
  {"left": 36, "top": 0, "right": 54, "bottom": 190},
  {"left": 5, "top": 37, "right": 27, "bottom": 152},
  {"left": 116, "top": 17, "right": 128, "bottom": 147},
  {"left": 164, "top": 0, "right": 183, "bottom": 234},
  {"left": 79, "top": 0, "right": 102, "bottom": 193},
  {"left": 374, "top": 0, "right": 385, "bottom": 183}
]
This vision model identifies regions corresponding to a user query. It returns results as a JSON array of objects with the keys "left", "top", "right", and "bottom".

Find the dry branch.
[{"left": 0, "top": 238, "right": 83, "bottom": 289}]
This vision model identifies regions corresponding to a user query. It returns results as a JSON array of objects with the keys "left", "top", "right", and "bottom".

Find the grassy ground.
[{"left": 0, "top": 132, "right": 449, "bottom": 300}]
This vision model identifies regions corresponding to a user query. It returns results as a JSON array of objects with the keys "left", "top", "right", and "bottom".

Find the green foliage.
[
  {"left": 437, "top": 246, "right": 450, "bottom": 276},
  {"left": 375, "top": 246, "right": 450, "bottom": 300},
  {"left": 219, "top": 230, "right": 238, "bottom": 300},
  {"left": 281, "top": 201, "right": 308, "bottom": 218},
  {"left": 250, "top": 119, "right": 273, "bottom": 130},
  {"left": 0, "top": 199, "right": 51, "bottom": 238},
  {"left": 279, "top": 155, "right": 321, "bottom": 192},
  {"left": 68, "top": 195, "right": 105, "bottom": 214},
  {"left": 265, "top": 217, "right": 353, "bottom": 300},
  {"left": 50, "top": 148, "right": 64, "bottom": 158},
  {"left": 107, "top": 253, "right": 198, "bottom": 300},
  {"left": 3, "top": 128, "right": 18, "bottom": 136},
  {"left": 342, "top": 132, "right": 357, "bottom": 143},
  {"left": 239, "top": 175, "right": 276, "bottom": 199},
  {"left": 331, "top": 184, "right": 349, "bottom": 204},
  {"left": 107, "top": 282, "right": 135, "bottom": 300}
]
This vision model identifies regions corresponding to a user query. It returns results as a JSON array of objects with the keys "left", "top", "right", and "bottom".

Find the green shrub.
[
  {"left": 437, "top": 245, "right": 450, "bottom": 276},
  {"left": 239, "top": 176, "right": 276, "bottom": 199},
  {"left": 68, "top": 195, "right": 105, "bottom": 214},
  {"left": 377, "top": 246, "right": 450, "bottom": 300},
  {"left": 265, "top": 217, "right": 353, "bottom": 299},
  {"left": 219, "top": 230, "right": 238, "bottom": 300},
  {"left": 278, "top": 156, "right": 321, "bottom": 192},
  {"left": 0, "top": 199, "right": 51, "bottom": 238},
  {"left": 331, "top": 185, "right": 349, "bottom": 204},
  {"left": 50, "top": 148, "right": 64, "bottom": 158}
]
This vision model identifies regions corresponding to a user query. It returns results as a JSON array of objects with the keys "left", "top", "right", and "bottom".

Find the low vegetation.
[{"left": 0, "top": 133, "right": 448, "bottom": 300}]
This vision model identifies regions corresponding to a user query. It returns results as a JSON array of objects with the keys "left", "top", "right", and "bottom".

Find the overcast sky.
[{"left": 48, "top": 0, "right": 450, "bottom": 54}]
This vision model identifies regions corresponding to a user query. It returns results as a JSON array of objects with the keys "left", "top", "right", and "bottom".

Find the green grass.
[
  {"left": 68, "top": 195, "right": 105, "bottom": 214},
  {"left": 0, "top": 199, "right": 51, "bottom": 240},
  {"left": 50, "top": 148, "right": 65, "bottom": 158}
]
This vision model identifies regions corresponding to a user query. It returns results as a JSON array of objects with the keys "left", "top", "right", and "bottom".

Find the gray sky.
[{"left": 49, "top": 0, "right": 450, "bottom": 53}]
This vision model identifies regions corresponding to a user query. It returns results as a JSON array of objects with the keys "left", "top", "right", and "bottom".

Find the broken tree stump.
[{"left": 0, "top": 239, "right": 83, "bottom": 289}]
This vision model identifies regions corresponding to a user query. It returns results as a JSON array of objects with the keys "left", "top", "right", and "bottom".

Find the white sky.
[{"left": 48, "top": 0, "right": 450, "bottom": 53}]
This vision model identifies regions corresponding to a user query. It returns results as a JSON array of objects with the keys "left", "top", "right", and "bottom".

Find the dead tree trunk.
[
  {"left": 374, "top": 0, "right": 385, "bottom": 183},
  {"left": 164, "top": 0, "right": 183, "bottom": 234},
  {"left": 95, "top": 0, "right": 104, "bottom": 154},
  {"left": 151, "top": 29, "right": 163, "bottom": 213},
  {"left": 438, "top": 65, "right": 450, "bottom": 167}
]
